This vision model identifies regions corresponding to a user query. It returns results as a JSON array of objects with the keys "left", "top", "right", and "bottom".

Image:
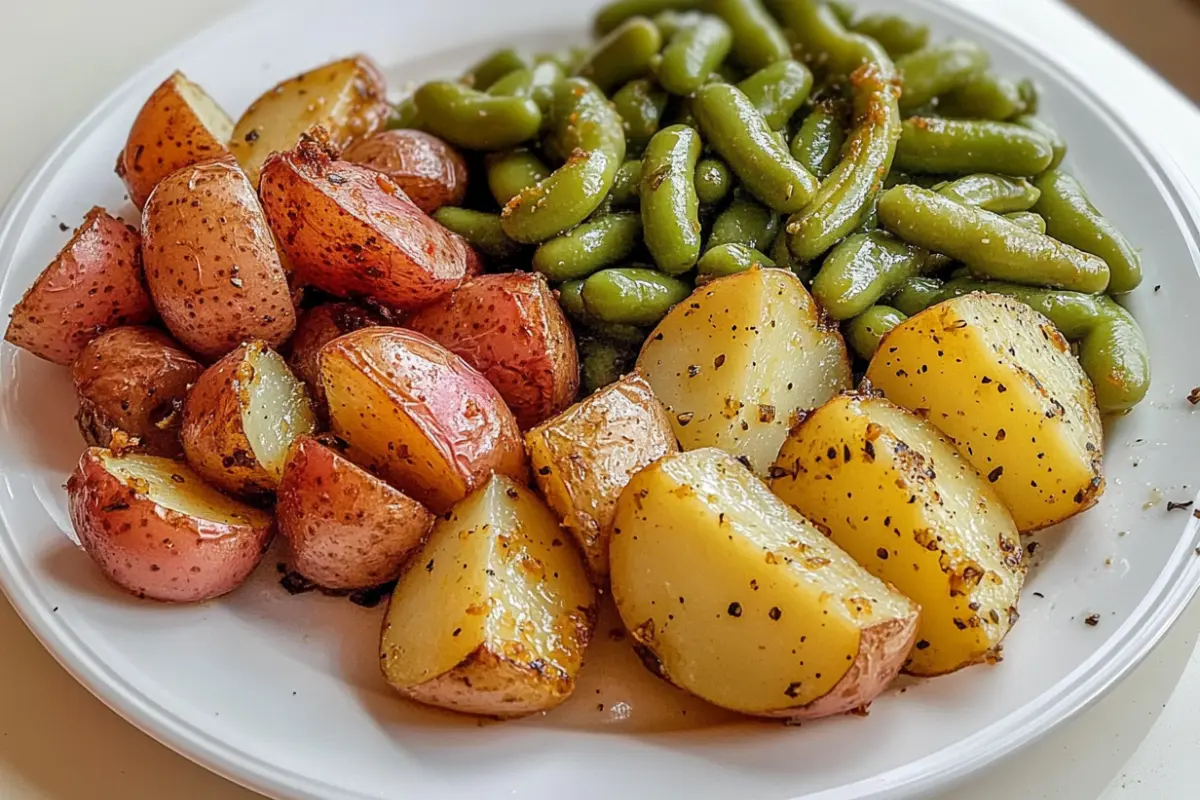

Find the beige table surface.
[{"left": 2, "top": 1, "right": 1200, "bottom": 798}]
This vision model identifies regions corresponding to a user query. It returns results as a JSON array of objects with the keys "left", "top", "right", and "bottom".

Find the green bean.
[
  {"left": 487, "top": 150, "right": 551, "bottom": 206},
  {"left": 708, "top": 0, "right": 791, "bottom": 72},
  {"left": 846, "top": 305, "right": 907, "bottom": 360},
  {"left": 693, "top": 83, "right": 819, "bottom": 213},
  {"left": 1015, "top": 114, "right": 1067, "bottom": 170},
  {"left": 1034, "top": 169, "right": 1142, "bottom": 294},
  {"left": 769, "top": 0, "right": 891, "bottom": 76},
  {"left": 610, "top": 160, "right": 644, "bottom": 206},
  {"left": 1005, "top": 211, "right": 1046, "bottom": 234},
  {"left": 896, "top": 40, "right": 989, "bottom": 114},
  {"left": 790, "top": 103, "right": 847, "bottom": 179},
  {"left": 576, "top": 17, "right": 663, "bottom": 95},
  {"left": 414, "top": 81, "right": 542, "bottom": 150},
  {"left": 501, "top": 78, "right": 627, "bottom": 243},
  {"left": 581, "top": 267, "right": 692, "bottom": 325},
  {"left": 850, "top": 14, "right": 930, "bottom": 58},
  {"left": 1017, "top": 79, "right": 1039, "bottom": 115},
  {"left": 708, "top": 196, "right": 780, "bottom": 251},
  {"left": 896, "top": 117, "right": 1054, "bottom": 176},
  {"left": 812, "top": 230, "right": 940, "bottom": 320},
  {"left": 935, "top": 174, "right": 1041, "bottom": 213},
  {"left": 887, "top": 276, "right": 943, "bottom": 316},
  {"left": 697, "top": 243, "right": 775, "bottom": 279},
  {"left": 433, "top": 208, "right": 522, "bottom": 260},
  {"left": 641, "top": 125, "right": 703, "bottom": 274},
  {"left": 612, "top": 79, "right": 670, "bottom": 152},
  {"left": 387, "top": 95, "right": 422, "bottom": 130},
  {"left": 580, "top": 337, "right": 638, "bottom": 394},
  {"left": 695, "top": 158, "right": 734, "bottom": 205},
  {"left": 532, "top": 213, "right": 643, "bottom": 282},
  {"left": 558, "top": 280, "right": 649, "bottom": 344},
  {"left": 737, "top": 60, "right": 814, "bottom": 129},
  {"left": 487, "top": 61, "right": 566, "bottom": 115},
  {"left": 936, "top": 72, "right": 1025, "bottom": 121},
  {"left": 595, "top": 0, "right": 700, "bottom": 35},
  {"left": 462, "top": 48, "right": 529, "bottom": 91},
  {"left": 656, "top": 13, "right": 733, "bottom": 95},
  {"left": 877, "top": 185, "right": 1110, "bottom": 293}
]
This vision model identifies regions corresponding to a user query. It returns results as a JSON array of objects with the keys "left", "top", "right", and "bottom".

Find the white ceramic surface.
[{"left": 1, "top": 1, "right": 1199, "bottom": 798}]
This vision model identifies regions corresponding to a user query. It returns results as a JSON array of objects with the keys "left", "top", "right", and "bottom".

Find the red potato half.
[
  {"left": 406, "top": 272, "right": 579, "bottom": 429},
  {"left": 142, "top": 157, "right": 296, "bottom": 360},
  {"left": 259, "top": 138, "right": 469, "bottom": 313},
  {"left": 116, "top": 71, "right": 234, "bottom": 209},
  {"left": 319, "top": 327, "right": 528, "bottom": 513},
  {"left": 66, "top": 448, "right": 274, "bottom": 602},
  {"left": 277, "top": 436, "right": 434, "bottom": 590},
  {"left": 342, "top": 129, "right": 469, "bottom": 214},
  {"left": 286, "top": 303, "right": 384, "bottom": 412},
  {"left": 5, "top": 208, "right": 153, "bottom": 366}
]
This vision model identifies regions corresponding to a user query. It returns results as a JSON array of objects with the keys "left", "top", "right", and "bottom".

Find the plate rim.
[{"left": 1, "top": 2, "right": 1199, "bottom": 799}]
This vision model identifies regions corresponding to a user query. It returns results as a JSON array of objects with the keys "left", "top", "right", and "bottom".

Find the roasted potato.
[
  {"left": 320, "top": 327, "right": 527, "bottom": 513},
  {"left": 610, "top": 448, "right": 920, "bottom": 720},
  {"left": 116, "top": 71, "right": 234, "bottom": 209},
  {"left": 228, "top": 56, "right": 390, "bottom": 187},
  {"left": 72, "top": 326, "right": 203, "bottom": 457},
  {"left": 770, "top": 394, "right": 1025, "bottom": 676},
  {"left": 285, "top": 302, "right": 384, "bottom": 412},
  {"left": 525, "top": 371, "right": 677, "bottom": 581},
  {"left": 259, "top": 139, "right": 470, "bottom": 313},
  {"left": 181, "top": 340, "right": 317, "bottom": 497},
  {"left": 380, "top": 474, "right": 596, "bottom": 717},
  {"left": 66, "top": 448, "right": 274, "bottom": 602},
  {"left": 277, "top": 436, "right": 433, "bottom": 590},
  {"left": 865, "top": 292, "right": 1104, "bottom": 532},
  {"left": 637, "top": 267, "right": 852, "bottom": 476},
  {"left": 141, "top": 157, "right": 296, "bottom": 360},
  {"left": 5, "top": 208, "right": 153, "bottom": 365},
  {"left": 406, "top": 272, "right": 579, "bottom": 429},
  {"left": 342, "top": 129, "right": 469, "bottom": 214}
]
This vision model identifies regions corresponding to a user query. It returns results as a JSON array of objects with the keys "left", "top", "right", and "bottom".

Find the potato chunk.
[
  {"left": 380, "top": 475, "right": 596, "bottom": 718},
  {"left": 610, "top": 448, "right": 919, "bottom": 720},
  {"left": 637, "top": 267, "right": 851, "bottom": 476},
  {"left": 865, "top": 293, "right": 1104, "bottom": 531},
  {"left": 770, "top": 394, "right": 1025, "bottom": 676}
]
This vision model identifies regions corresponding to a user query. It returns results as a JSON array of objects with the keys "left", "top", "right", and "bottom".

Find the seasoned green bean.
[
  {"left": 896, "top": 40, "right": 989, "bottom": 114},
  {"left": 641, "top": 125, "right": 703, "bottom": 274},
  {"left": 487, "top": 149, "right": 551, "bottom": 206},
  {"left": 595, "top": 0, "right": 700, "bottom": 35},
  {"left": 610, "top": 160, "right": 644, "bottom": 206},
  {"left": 846, "top": 305, "right": 907, "bottom": 359},
  {"left": 612, "top": 78, "right": 670, "bottom": 151},
  {"left": 462, "top": 48, "right": 529, "bottom": 91},
  {"left": 697, "top": 243, "right": 775, "bottom": 278},
  {"left": 581, "top": 267, "right": 692, "bottom": 325},
  {"left": 935, "top": 174, "right": 1041, "bottom": 213},
  {"left": 708, "top": 195, "right": 780, "bottom": 251},
  {"left": 769, "top": 0, "right": 890, "bottom": 76},
  {"left": 896, "top": 117, "right": 1054, "bottom": 176},
  {"left": 577, "top": 16, "right": 663, "bottom": 95},
  {"left": 580, "top": 337, "right": 638, "bottom": 394},
  {"left": 1015, "top": 114, "right": 1067, "bottom": 169},
  {"left": 790, "top": 103, "right": 847, "bottom": 179},
  {"left": 812, "top": 230, "right": 940, "bottom": 320},
  {"left": 826, "top": 0, "right": 856, "bottom": 26},
  {"left": 877, "top": 184, "right": 1111, "bottom": 293},
  {"left": 387, "top": 95, "right": 422, "bottom": 130},
  {"left": 558, "top": 280, "right": 649, "bottom": 344},
  {"left": 936, "top": 72, "right": 1025, "bottom": 120},
  {"left": 656, "top": 13, "right": 733, "bottom": 95},
  {"left": 1034, "top": 169, "right": 1142, "bottom": 294},
  {"left": 849, "top": 14, "right": 929, "bottom": 58},
  {"left": 532, "top": 213, "right": 643, "bottom": 281},
  {"left": 1005, "top": 211, "right": 1046, "bottom": 234},
  {"left": 887, "top": 275, "right": 943, "bottom": 316},
  {"left": 487, "top": 61, "right": 565, "bottom": 115},
  {"left": 1017, "top": 79, "right": 1039, "bottom": 115},
  {"left": 414, "top": 81, "right": 542, "bottom": 150},
  {"left": 695, "top": 158, "right": 734, "bottom": 205},
  {"left": 433, "top": 207, "right": 522, "bottom": 260},
  {"left": 708, "top": 0, "right": 791, "bottom": 72},
  {"left": 737, "top": 60, "right": 814, "bottom": 129}
]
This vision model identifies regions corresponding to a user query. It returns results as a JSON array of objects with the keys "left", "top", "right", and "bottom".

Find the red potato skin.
[
  {"left": 342, "top": 130, "right": 469, "bottom": 214},
  {"left": 141, "top": 157, "right": 296, "bottom": 361},
  {"left": 258, "top": 139, "right": 469, "bottom": 313},
  {"left": 277, "top": 436, "right": 434, "bottom": 590},
  {"left": 407, "top": 272, "right": 579, "bottom": 429},
  {"left": 66, "top": 449, "right": 274, "bottom": 603},
  {"left": 4, "top": 208, "right": 154, "bottom": 366},
  {"left": 286, "top": 303, "right": 384, "bottom": 411}
]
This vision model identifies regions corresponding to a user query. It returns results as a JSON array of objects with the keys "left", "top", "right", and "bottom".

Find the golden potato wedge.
[
  {"left": 229, "top": 56, "right": 390, "bottom": 187},
  {"left": 525, "top": 372, "right": 677, "bottom": 581},
  {"left": 285, "top": 302, "right": 384, "bottom": 412},
  {"left": 637, "top": 267, "right": 852, "bottom": 476},
  {"left": 406, "top": 272, "right": 579, "bottom": 429},
  {"left": 865, "top": 292, "right": 1104, "bottom": 532},
  {"left": 259, "top": 139, "right": 470, "bottom": 313},
  {"left": 277, "top": 436, "right": 433, "bottom": 590},
  {"left": 181, "top": 340, "right": 317, "bottom": 497},
  {"left": 141, "top": 157, "right": 296, "bottom": 360},
  {"left": 380, "top": 474, "right": 596, "bottom": 717},
  {"left": 66, "top": 448, "right": 274, "bottom": 602},
  {"left": 116, "top": 71, "right": 234, "bottom": 209},
  {"left": 72, "top": 326, "right": 203, "bottom": 457},
  {"left": 342, "top": 129, "right": 469, "bottom": 214},
  {"left": 770, "top": 394, "right": 1025, "bottom": 676},
  {"left": 5, "top": 207, "right": 153, "bottom": 366},
  {"left": 320, "top": 327, "right": 528, "bottom": 513},
  {"left": 610, "top": 448, "right": 919, "bottom": 720}
]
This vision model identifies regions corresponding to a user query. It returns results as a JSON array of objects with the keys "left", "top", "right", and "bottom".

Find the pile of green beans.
[{"left": 394, "top": 0, "right": 1148, "bottom": 407}]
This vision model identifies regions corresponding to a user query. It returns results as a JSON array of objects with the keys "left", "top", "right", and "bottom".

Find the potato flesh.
[
  {"left": 242, "top": 347, "right": 318, "bottom": 482},
  {"left": 637, "top": 268, "right": 851, "bottom": 476},
  {"left": 610, "top": 448, "right": 917, "bottom": 714},
  {"left": 100, "top": 452, "right": 270, "bottom": 528},
  {"left": 866, "top": 293, "right": 1104, "bottom": 532},
  {"left": 771, "top": 396, "right": 1024, "bottom": 675},
  {"left": 177, "top": 74, "right": 234, "bottom": 144}
]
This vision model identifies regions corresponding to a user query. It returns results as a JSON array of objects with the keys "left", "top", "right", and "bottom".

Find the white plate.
[{"left": 2, "top": 0, "right": 1200, "bottom": 798}]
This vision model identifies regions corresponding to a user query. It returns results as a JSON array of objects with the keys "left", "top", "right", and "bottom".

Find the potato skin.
[
  {"left": 116, "top": 71, "right": 233, "bottom": 209},
  {"left": 286, "top": 303, "right": 384, "bottom": 411},
  {"left": 66, "top": 449, "right": 274, "bottom": 602},
  {"left": 277, "top": 436, "right": 433, "bottom": 590},
  {"left": 141, "top": 157, "right": 296, "bottom": 360},
  {"left": 343, "top": 130, "right": 468, "bottom": 214},
  {"left": 406, "top": 272, "right": 579, "bottom": 429},
  {"left": 72, "top": 326, "right": 203, "bottom": 457},
  {"left": 260, "top": 139, "right": 470, "bottom": 313},
  {"left": 5, "top": 208, "right": 154, "bottom": 365}
]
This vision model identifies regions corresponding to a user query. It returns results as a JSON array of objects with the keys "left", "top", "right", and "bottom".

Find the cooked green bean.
[
  {"left": 1005, "top": 211, "right": 1047, "bottom": 234},
  {"left": 610, "top": 160, "right": 644, "bottom": 206},
  {"left": 877, "top": 184, "right": 1111, "bottom": 293},
  {"left": 936, "top": 72, "right": 1025, "bottom": 121},
  {"left": 846, "top": 305, "right": 907, "bottom": 360},
  {"left": 737, "top": 60, "right": 814, "bottom": 129},
  {"left": 1034, "top": 169, "right": 1142, "bottom": 294},
  {"left": 387, "top": 95, "right": 422, "bottom": 130},
  {"left": 896, "top": 40, "right": 989, "bottom": 114},
  {"left": 462, "top": 48, "right": 529, "bottom": 91},
  {"left": 887, "top": 275, "right": 943, "bottom": 316},
  {"left": 580, "top": 337, "right": 638, "bottom": 394},
  {"left": 487, "top": 149, "right": 551, "bottom": 206},
  {"left": 1017, "top": 79, "right": 1039, "bottom": 115},
  {"left": 826, "top": 0, "right": 856, "bottom": 26},
  {"left": 414, "top": 81, "right": 542, "bottom": 150},
  {"left": 849, "top": 14, "right": 929, "bottom": 58},
  {"left": 641, "top": 125, "right": 703, "bottom": 274},
  {"left": 487, "top": 61, "right": 565, "bottom": 115},
  {"left": 693, "top": 83, "right": 819, "bottom": 213},
  {"left": 612, "top": 78, "right": 670, "bottom": 151},
  {"left": 532, "top": 213, "right": 643, "bottom": 281},
  {"left": 769, "top": 0, "right": 890, "bottom": 76},
  {"left": 501, "top": 78, "right": 626, "bottom": 243},
  {"left": 697, "top": 243, "right": 775, "bottom": 278},
  {"left": 813, "top": 230, "right": 940, "bottom": 320},
  {"left": 433, "top": 207, "right": 522, "bottom": 260},
  {"left": 595, "top": 0, "right": 700, "bottom": 35},
  {"left": 708, "top": 195, "right": 780, "bottom": 251},
  {"left": 935, "top": 174, "right": 1041, "bottom": 213},
  {"left": 581, "top": 267, "right": 692, "bottom": 325},
  {"left": 708, "top": 0, "right": 791, "bottom": 72},
  {"left": 656, "top": 13, "right": 733, "bottom": 95},
  {"left": 558, "top": 280, "right": 649, "bottom": 344},
  {"left": 790, "top": 103, "right": 847, "bottom": 179},
  {"left": 577, "top": 16, "right": 663, "bottom": 94},
  {"left": 695, "top": 157, "right": 734, "bottom": 205},
  {"left": 896, "top": 117, "right": 1054, "bottom": 176},
  {"left": 1015, "top": 114, "right": 1067, "bottom": 169}
]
